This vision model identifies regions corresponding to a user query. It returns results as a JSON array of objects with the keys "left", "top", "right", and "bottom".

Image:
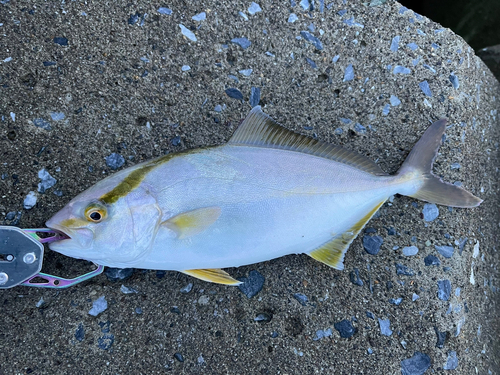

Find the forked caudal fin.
[{"left": 397, "top": 119, "right": 482, "bottom": 208}]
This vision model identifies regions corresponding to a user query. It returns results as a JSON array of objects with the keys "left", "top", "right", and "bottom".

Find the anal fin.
[
  {"left": 308, "top": 200, "right": 386, "bottom": 270},
  {"left": 182, "top": 268, "right": 242, "bottom": 285}
]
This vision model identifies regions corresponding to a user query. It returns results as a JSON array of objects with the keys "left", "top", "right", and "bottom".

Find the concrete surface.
[{"left": 0, "top": 1, "right": 499, "bottom": 374}]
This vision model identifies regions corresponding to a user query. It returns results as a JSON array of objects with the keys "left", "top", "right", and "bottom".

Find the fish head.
[{"left": 46, "top": 176, "right": 162, "bottom": 267}]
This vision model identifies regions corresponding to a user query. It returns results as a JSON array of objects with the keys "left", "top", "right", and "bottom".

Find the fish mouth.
[
  {"left": 45, "top": 223, "right": 94, "bottom": 251},
  {"left": 42, "top": 226, "right": 72, "bottom": 244}
]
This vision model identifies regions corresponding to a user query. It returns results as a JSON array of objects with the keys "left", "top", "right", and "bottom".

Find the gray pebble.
[
  {"left": 23, "top": 191, "right": 37, "bottom": 210},
  {"left": 334, "top": 319, "right": 356, "bottom": 338},
  {"left": 390, "top": 36, "right": 400, "bottom": 52},
  {"left": 239, "top": 69, "right": 253, "bottom": 76},
  {"left": 354, "top": 123, "right": 366, "bottom": 134},
  {"left": 249, "top": 87, "right": 260, "bottom": 107},
  {"left": 363, "top": 235, "right": 383, "bottom": 255},
  {"left": 434, "top": 326, "right": 447, "bottom": 348},
  {"left": 254, "top": 312, "right": 272, "bottom": 323},
  {"left": 157, "top": 7, "right": 172, "bottom": 15},
  {"left": 402, "top": 246, "right": 418, "bottom": 256},
  {"left": 192, "top": 12, "right": 206, "bottom": 21},
  {"left": 75, "top": 323, "right": 85, "bottom": 342},
  {"left": 305, "top": 58, "right": 317, "bottom": 69},
  {"left": 396, "top": 263, "right": 414, "bottom": 276},
  {"left": 88, "top": 296, "right": 108, "bottom": 317},
  {"left": 237, "top": 270, "right": 265, "bottom": 298},
  {"left": 449, "top": 73, "right": 460, "bottom": 89},
  {"left": 349, "top": 268, "right": 363, "bottom": 286},
  {"left": 105, "top": 153, "right": 125, "bottom": 170},
  {"left": 422, "top": 203, "right": 439, "bottom": 221},
  {"left": 378, "top": 318, "right": 392, "bottom": 336},
  {"left": 53, "top": 37, "right": 68, "bottom": 46},
  {"left": 444, "top": 351, "right": 458, "bottom": 370},
  {"left": 49, "top": 112, "right": 65, "bottom": 121},
  {"left": 231, "top": 37, "right": 251, "bottom": 49},
  {"left": 171, "top": 136, "right": 181, "bottom": 146},
  {"left": 393, "top": 65, "right": 411, "bottom": 74},
  {"left": 300, "top": 31, "right": 323, "bottom": 50},
  {"left": 179, "top": 24, "right": 197, "bottom": 42},
  {"left": 105, "top": 267, "right": 134, "bottom": 282},
  {"left": 424, "top": 254, "right": 440, "bottom": 266},
  {"left": 458, "top": 237, "right": 467, "bottom": 255},
  {"left": 343, "top": 17, "right": 364, "bottom": 28},
  {"left": 38, "top": 169, "right": 57, "bottom": 193},
  {"left": 293, "top": 293, "right": 309, "bottom": 306},
  {"left": 120, "top": 285, "right": 138, "bottom": 294},
  {"left": 288, "top": 13, "right": 298, "bottom": 23},
  {"left": 97, "top": 334, "right": 114, "bottom": 350},
  {"left": 180, "top": 283, "right": 193, "bottom": 293},
  {"left": 419, "top": 80, "right": 433, "bottom": 97},
  {"left": 313, "top": 328, "right": 332, "bottom": 341},
  {"left": 401, "top": 352, "right": 431, "bottom": 375},
  {"left": 389, "top": 297, "right": 403, "bottom": 305},
  {"left": 300, "top": 0, "right": 310, "bottom": 10},
  {"left": 435, "top": 245, "right": 454, "bottom": 258},
  {"left": 225, "top": 88, "right": 244, "bottom": 100},
  {"left": 197, "top": 295, "right": 210, "bottom": 305},
  {"left": 390, "top": 95, "right": 401, "bottom": 106},
  {"left": 248, "top": 2, "right": 262, "bottom": 15},
  {"left": 343, "top": 64, "right": 354, "bottom": 81},
  {"left": 438, "top": 279, "right": 451, "bottom": 301},
  {"left": 33, "top": 118, "right": 52, "bottom": 130}
]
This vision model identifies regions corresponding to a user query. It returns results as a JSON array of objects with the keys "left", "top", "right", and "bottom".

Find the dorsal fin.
[{"left": 229, "top": 106, "right": 387, "bottom": 176}]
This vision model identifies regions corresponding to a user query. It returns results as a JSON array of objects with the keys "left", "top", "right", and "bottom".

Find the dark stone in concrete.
[
  {"left": 238, "top": 270, "right": 265, "bottom": 298},
  {"left": 104, "top": 267, "right": 134, "bottom": 282},
  {"left": 334, "top": 319, "right": 356, "bottom": 338}
]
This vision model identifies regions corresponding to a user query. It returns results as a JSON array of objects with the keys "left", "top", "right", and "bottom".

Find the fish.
[{"left": 46, "top": 107, "right": 482, "bottom": 285}]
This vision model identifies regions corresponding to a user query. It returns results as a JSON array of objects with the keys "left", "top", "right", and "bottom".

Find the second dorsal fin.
[{"left": 229, "top": 106, "right": 387, "bottom": 176}]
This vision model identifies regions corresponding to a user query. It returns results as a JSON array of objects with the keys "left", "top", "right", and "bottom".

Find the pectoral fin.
[
  {"left": 182, "top": 269, "right": 242, "bottom": 285},
  {"left": 308, "top": 200, "right": 386, "bottom": 270},
  {"left": 162, "top": 207, "right": 221, "bottom": 239}
]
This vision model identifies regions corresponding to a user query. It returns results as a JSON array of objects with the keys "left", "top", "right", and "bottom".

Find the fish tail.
[{"left": 397, "top": 119, "right": 482, "bottom": 208}]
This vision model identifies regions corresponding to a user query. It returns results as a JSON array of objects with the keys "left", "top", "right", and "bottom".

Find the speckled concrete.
[{"left": 0, "top": 1, "right": 499, "bottom": 374}]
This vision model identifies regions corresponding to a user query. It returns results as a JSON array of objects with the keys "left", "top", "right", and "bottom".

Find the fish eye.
[{"left": 84, "top": 204, "right": 107, "bottom": 223}]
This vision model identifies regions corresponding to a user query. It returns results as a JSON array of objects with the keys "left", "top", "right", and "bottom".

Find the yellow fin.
[
  {"left": 163, "top": 207, "right": 221, "bottom": 239},
  {"left": 308, "top": 200, "right": 386, "bottom": 270},
  {"left": 182, "top": 269, "right": 242, "bottom": 285},
  {"left": 229, "top": 106, "right": 388, "bottom": 176}
]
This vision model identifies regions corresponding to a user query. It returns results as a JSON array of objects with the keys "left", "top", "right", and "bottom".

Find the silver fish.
[{"left": 46, "top": 107, "right": 482, "bottom": 284}]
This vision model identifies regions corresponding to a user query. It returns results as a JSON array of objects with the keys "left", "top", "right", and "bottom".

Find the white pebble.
[
  {"left": 23, "top": 191, "right": 37, "bottom": 210},
  {"left": 179, "top": 24, "right": 197, "bottom": 42}
]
